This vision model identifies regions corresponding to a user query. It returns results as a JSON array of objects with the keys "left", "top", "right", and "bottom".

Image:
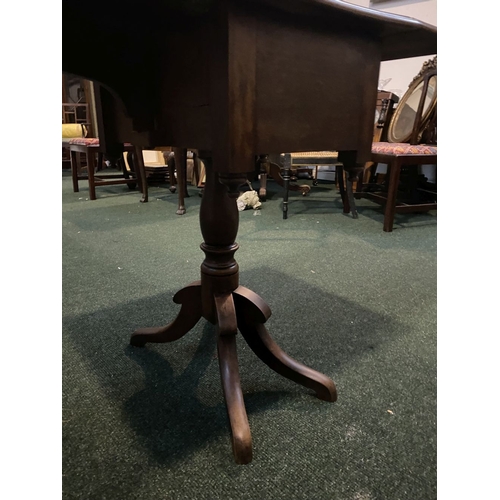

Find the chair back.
[
  {"left": 62, "top": 103, "right": 93, "bottom": 137},
  {"left": 386, "top": 56, "right": 437, "bottom": 145},
  {"left": 373, "top": 91, "right": 399, "bottom": 142}
]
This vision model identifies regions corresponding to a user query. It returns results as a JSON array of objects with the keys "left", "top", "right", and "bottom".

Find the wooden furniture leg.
[
  {"left": 130, "top": 157, "right": 336, "bottom": 464},
  {"left": 257, "top": 154, "right": 269, "bottom": 201},
  {"left": 165, "top": 151, "right": 177, "bottom": 193},
  {"left": 336, "top": 165, "right": 350, "bottom": 215},
  {"left": 383, "top": 158, "right": 402, "bottom": 232},
  {"left": 345, "top": 178, "right": 358, "bottom": 219},
  {"left": 259, "top": 172, "right": 268, "bottom": 201},
  {"left": 97, "top": 152, "right": 105, "bottom": 172},
  {"left": 338, "top": 153, "right": 363, "bottom": 219},
  {"left": 267, "top": 159, "right": 311, "bottom": 197},
  {"left": 233, "top": 286, "right": 337, "bottom": 402},
  {"left": 130, "top": 281, "right": 203, "bottom": 346},
  {"left": 86, "top": 147, "right": 97, "bottom": 200},
  {"left": 173, "top": 147, "right": 188, "bottom": 215},
  {"left": 71, "top": 149, "right": 79, "bottom": 193},
  {"left": 192, "top": 150, "right": 201, "bottom": 188},
  {"left": 282, "top": 152, "right": 291, "bottom": 219},
  {"left": 131, "top": 147, "right": 148, "bottom": 203}
]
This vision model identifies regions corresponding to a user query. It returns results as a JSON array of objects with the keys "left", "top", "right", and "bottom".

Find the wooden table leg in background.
[
  {"left": 173, "top": 147, "right": 188, "bottom": 215},
  {"left": 132, "top": 146, "right": 148, "bottom": 203},
  {"left": 337, "top": 152, "right": 365, "bottom": 219},
  {"left": 165, "top": 148, "right": 190, "bottom": 214},
  {"left": 86, "top": 147, "right": 97, "bottom": 201},
  {"left": 130, "top": 156, "right": 337, "bottom": 464}
]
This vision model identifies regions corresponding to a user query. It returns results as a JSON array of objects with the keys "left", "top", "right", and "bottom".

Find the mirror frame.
[{"left": 387, "top": 57, "right": 437, "bottom": 145}]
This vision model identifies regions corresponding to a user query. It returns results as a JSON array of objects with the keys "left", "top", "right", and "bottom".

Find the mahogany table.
[{"left": 63, "top": 0, "right": 436, "bottom": 464}]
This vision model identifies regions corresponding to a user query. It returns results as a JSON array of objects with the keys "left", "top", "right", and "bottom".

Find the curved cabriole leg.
[
  {"left": 233, "top": 286, "right": 337, "bottom": 402},
  {"left": 215, "top": 292, "right": 253, "bottom": 464},
  {"left": 130, "top": 281, "right": 202, "bottom": 346}
]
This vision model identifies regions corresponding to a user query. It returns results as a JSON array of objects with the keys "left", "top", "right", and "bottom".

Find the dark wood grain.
[{"left": 64, "top": 0, "right": 436, "bottom": 463}]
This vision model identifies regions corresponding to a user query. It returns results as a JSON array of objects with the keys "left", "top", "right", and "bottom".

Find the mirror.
[{"left": 387, "top": 67, "right": 437, "bottom": 144}]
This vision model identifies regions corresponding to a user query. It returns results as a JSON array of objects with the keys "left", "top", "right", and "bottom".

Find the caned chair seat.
[
  {"left": 290, "top": 151, "right": 339, "bottom": 165},
  {"left": 290, "top": 151, "right": 338, "bottom": 159}
]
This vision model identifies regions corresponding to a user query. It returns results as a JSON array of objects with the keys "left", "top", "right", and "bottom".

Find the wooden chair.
[
  {"left": 62, "top": 103, "right": 92, "bottom": 169},
  {"left": 162, "top": 148, "right": 203, "bottom": 214},
  {"left": 69, "top": 138, "right": 148, "bottom": 202},
  {"left": 258, "top": 152, "right": 358, "bottom": 219},
  {"left": 356, "top": 57, "right": 437, "bottom": 232}
]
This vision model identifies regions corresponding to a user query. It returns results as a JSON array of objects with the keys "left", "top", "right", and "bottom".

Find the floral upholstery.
[
  {"left": 68, "top": 138, "right": 100, "bottom": 146},
  {"left": 68, "top": 138, "right": 133, "bottom": 148},
  {"left": 371, "top": 142, "right": 437, "bottom": 155}
]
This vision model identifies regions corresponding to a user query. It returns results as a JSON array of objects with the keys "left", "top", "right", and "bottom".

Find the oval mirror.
[{"left": 387, "top": 71, "right": 437, "bottom": 144}]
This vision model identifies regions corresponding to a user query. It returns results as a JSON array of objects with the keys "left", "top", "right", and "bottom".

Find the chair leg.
[
  {"left": 336, "top": 165, "right": 350, "bottom": 214},
  {"left": 345, "top": 177, "right": 358, "bottom": 219},
  {"left": 281, "top": 153, "right": 291, "bottom": 219},
  {"left": 166, "top": 152, "right": 177, "bottom": 193},
  {"left": 192, "top": 150, "right": 200, "bottom": 187},
  {"left": 174, "top": 147, "right": 187, "bottom": 215},
  {"left": 97, "top": 152, "right": 105, "bottom": 172},
  {"left": 87, "top": 148, "right": 97, "bottom": 200},
  {"left": 70, "top": 149, "right": 79, "bottom": 193},
  {"left": 132, "top": 147, "right": 148, "bottom": 203},
  {"left": 356, "top": 163, "right": 372, "bottom": 193},
  {"left": 383, "top": 159, "right": 402, "bottom": 232}
]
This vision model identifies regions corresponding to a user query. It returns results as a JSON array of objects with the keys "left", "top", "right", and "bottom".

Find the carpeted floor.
[{"left": 62, "top": 172, "right": 437, "bottom": 500}]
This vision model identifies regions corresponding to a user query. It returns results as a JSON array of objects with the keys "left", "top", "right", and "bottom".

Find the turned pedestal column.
[{"left": 130, "top": 157, "right": 337, "bottom": 464}]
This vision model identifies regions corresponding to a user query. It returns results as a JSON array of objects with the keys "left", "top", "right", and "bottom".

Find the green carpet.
[{"left": 62, "top": 173, "right": 437, "bottom": 499}]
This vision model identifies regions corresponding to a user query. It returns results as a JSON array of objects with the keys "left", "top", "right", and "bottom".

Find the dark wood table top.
[{"left": 63, "top": 0, "right": 436, "bottom": 171}]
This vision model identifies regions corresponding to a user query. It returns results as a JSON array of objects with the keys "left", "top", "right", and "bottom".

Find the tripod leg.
[
  {"left": 233, "top": 286, "right": 337, "bottom": 402},
  {"left": 215, "top": 292, "right": 252, "bottom": 464},
  {"left": 130, "top": 281, "right": 202, "bottom": 346}
]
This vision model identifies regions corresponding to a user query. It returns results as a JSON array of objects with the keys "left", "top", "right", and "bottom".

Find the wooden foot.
[
  {"left": 130, "top": 281, "right": 202, "bottom": 346},
  {"left": 233, "top": 286, "right": 337, "bottom": 402}
]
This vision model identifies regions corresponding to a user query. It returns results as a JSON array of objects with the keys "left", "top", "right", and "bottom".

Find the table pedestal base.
[
  {"left": 130, "top": 281, "right": 336, "bottom": 464},
  {"left": 130, "top": 159, "right": 336, "bottom": 464}
]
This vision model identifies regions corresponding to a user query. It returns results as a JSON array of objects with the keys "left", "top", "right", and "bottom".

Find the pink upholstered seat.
[
  {"left": 68, "top": 137, "right": 100, "bottom": 146},
  {"left": 371, "top": 142, "right": 437, "bottom": 156},
  {"left": 68, "top": 138, "right": 132, "bottom": 147}
]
